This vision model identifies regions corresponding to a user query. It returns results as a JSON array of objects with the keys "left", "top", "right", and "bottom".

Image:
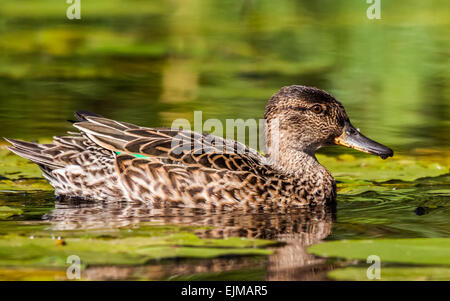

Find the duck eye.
[{"left": 311, "top": 105, "right": 323, "bottom": 114}]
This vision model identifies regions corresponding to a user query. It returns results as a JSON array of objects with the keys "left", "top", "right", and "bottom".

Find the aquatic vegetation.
[
  {"left": 0, "top": 267, "right": 68, "bottom": 281},
  {"left": 328, "top": 267, "right": 450, "bottom": 281},
  {"left": 0, "top": 233, "right": 274, "bottom": 268},
  {"left": 0, "top": 206, "right": 23, "bottom": 220},
  {"left": 318, "top": 151, "right": 449, "bottom": 183},
  {"left": 308, "top": 238, "right": 450, "bottom": 266},
  {"left": 0, "top": 222, "right": 275, "bottom": 280}
]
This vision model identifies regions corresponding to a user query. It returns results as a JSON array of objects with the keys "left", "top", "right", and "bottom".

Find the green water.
[{"left": 0, "top": 0, "right": 449, "bottom": 280}]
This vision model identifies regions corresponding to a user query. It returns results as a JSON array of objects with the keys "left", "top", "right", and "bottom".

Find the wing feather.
[{"left": 73, "top": 115, "right": 267, "bottom": 173}]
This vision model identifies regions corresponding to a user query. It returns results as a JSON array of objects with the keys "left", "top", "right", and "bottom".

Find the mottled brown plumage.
[{"left": 5, "top": 85, "right": 393, "bottom": 209}]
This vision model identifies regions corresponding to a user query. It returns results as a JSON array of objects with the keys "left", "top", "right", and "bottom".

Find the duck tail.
[
  {"left": 74, "top": 111, "right": 103, "bottom": 122},
  {"left": 3, "top": 138, "right": 64, "bottom": 170}
]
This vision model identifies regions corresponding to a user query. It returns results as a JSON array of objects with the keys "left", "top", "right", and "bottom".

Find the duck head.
[{"left": 264, "top": 85, "right": 393, "bottom": 162}]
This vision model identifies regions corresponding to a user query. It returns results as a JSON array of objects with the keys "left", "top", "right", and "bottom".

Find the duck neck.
[
  {"left": 267, "top": 147, "right": 333, "bottom": 184},
  {"left": 263, "top": 118, "right": 334, "bottom": 187}
]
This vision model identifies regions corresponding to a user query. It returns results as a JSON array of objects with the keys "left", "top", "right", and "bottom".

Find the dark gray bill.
[{"left": 334, "top": 123, "right": 393, "bottom": 159}]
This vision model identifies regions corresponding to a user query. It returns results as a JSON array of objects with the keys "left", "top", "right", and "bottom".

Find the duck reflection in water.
[{"left": 45, "top": 198, "right": 335, "bottom": 281}]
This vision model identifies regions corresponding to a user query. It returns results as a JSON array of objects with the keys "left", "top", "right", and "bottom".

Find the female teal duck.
[{"left": 5, "top": 86, "right": 393, "bottom": 209}]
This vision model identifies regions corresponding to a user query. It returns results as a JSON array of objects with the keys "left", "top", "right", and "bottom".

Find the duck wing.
[
  {"left": 72, "top": 112, "right": 279, "bottom": 207},
  {"left": 73, "top": 112, "right": 267, "bottom": 174}
]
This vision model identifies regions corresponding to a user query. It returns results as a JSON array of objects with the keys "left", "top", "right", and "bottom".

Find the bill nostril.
[{"left": 347, "top": 128, "right": 356, "bottom": 135}]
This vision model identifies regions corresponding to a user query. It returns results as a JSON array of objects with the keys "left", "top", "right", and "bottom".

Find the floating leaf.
[
  {"left": 337, "top": 185, "right": 391, "bottom": 196},
  {"left": 0, "top": 206, "right": 23, "bottom": 220},
  {"left": 328, "top": 266, "right": 450, "bottom": 281},
  {"left": 0, "top": 148, "right": 52, "bottom": 191},
  {"left": 426, "top": 189, "right": 450, "bottom": 195},
  {"left": 0, "top": 149, "right": 44, "bottom": 180},
  {"left": 0, "top": 179, "right": 52, "bottom": 191},
  {"left": 308, "top": 238, "right": 450, "bottom": 265},
  {"left": 0, "top": 267, "right": 67, "bottom": 281},
  {"left": 317, "top": 153, "right": 449, "bottom": 183},
  {"left": 0, "top": 232, "right": 274, "bottom": 269}
]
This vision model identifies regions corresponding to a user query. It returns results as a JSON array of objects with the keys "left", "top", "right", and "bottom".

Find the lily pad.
[
  {"left": 0, "top": 179, "right": 52, "bottom": 191},
  {"left": 0, "top": 267, "right": 67, "bottom": 281},
  {"left": 308, "top": 238, "right": 450, "bottom": 266},
  {"left": 328, "top": 266, "right": 450, "bottom": 281},
  {"left": 317, "top": 153, "right": 449, "bottom": 183},
  {"left": 0, "top": 206, "right": 23, "bottom": 220},
  {"left": 0, "top": 149, "right": 45, "bottom": 180},
  {"left": 337, "top": 185, "right": 392, "bottom": 196},
  {"left": 0, "top": 232, "right": 275, "bottom": 269},
  {"left": 0, "top": 148, "right": 52, "bottom": 191},
  {"left": 426, "top": 189, "right": 450, "bottom": 195}
]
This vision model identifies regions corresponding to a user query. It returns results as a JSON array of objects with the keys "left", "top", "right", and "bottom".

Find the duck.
[{"left": 5, "top": 85, "right": 393, "bottom": 210}]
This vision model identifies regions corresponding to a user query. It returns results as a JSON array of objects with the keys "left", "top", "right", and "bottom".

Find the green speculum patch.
[{"left": 114, "top": 151, "right": 151, "bottom": 159}]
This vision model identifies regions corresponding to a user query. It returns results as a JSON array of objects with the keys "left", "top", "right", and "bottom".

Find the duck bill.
[{"left": 334, "top": 123, "right": 393, "bottom": 159}]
